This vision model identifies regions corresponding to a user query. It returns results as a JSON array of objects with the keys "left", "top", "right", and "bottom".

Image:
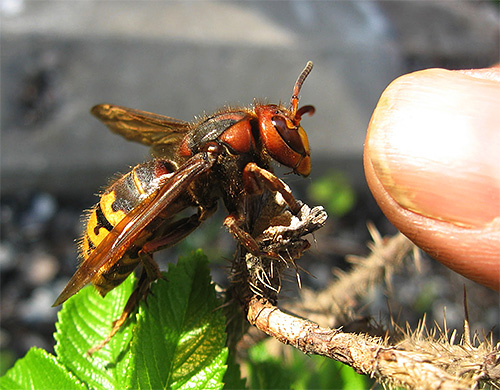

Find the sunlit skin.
[{"left": 364, "top": 66, "right": 500, "bottom": 290}]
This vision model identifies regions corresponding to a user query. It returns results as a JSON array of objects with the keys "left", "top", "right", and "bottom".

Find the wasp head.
[{"left": 256, "top": 61, "right": 315, "bottom": 177}]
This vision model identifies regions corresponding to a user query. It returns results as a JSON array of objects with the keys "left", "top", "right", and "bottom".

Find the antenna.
[{"left": 290, "top": 61, "right": 314, "bottom": 117}]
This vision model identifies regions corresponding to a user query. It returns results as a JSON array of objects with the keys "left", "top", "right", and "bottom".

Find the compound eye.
[{"left": 271, "top": 115, "right": 305, "bottom": 154}]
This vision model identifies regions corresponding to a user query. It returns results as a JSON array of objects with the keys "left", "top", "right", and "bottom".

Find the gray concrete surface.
[{"left": 1, "top": 1, "right": 498, "bottom": 197}]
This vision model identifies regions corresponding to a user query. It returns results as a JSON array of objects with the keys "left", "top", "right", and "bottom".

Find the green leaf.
[
  {"left": 54, "top": 273, "right": 136, "bottom": 389},
  {"left": 247, "top": 342, "right": 292, "bottom": 390},
  {"left": 3, "top": 251, "right": 233, "bottom": 389},
  {"left": 223, "top": 351, "right": 247, "bottom": 390},
  {"left": 308, "top": 171, "right": 356, "bottom": 218},
  {"left": 337, "top": 360, "right": 369, "bottom": 390},
  {"left": 303, "top": 355, "right": 369, "bottom": 390},
  {"left": 0, "top": 347, "right": 85, "bottom": 390},
  {"left": 129, "top": 250, "right": 228, "bottom": 389},
  {"left": 0, "top": 350, "right": 15, "bottom": 377},
  {"left": 247, "top": 341, "right": 370, "bottom": 390}
]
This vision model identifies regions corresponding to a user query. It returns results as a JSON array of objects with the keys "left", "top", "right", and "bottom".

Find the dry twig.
[{"left": 248, "top": 297, "right": 499, "bottom": 390}]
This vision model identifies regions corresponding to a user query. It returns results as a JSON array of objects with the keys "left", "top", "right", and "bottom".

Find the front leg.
[
  {"left": 242, "top": 162, "right": 302, "bottom": 214},
  {"left": 224, "top": 163, "right": 304, "bottom": 257}
]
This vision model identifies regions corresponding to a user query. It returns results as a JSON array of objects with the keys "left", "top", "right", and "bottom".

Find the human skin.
[{"left": 363, "top": 66, "right": 500, "bottom": 290}]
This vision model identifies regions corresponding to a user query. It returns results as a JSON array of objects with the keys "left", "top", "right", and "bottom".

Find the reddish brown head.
[{"left": 256, "top": 61, "right": 315, "bottom": 176}]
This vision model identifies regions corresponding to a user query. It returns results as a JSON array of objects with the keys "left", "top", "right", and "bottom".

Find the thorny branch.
[
  {"left": 231, "top": 194, "right": 500, "bottom": 389},
  {"left": 248, "top": 297, "right": 500, "bottom": 390}
]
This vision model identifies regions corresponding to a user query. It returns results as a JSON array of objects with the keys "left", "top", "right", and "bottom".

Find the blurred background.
[{"left": 1, "top": 0, "right": 499, "bottom": 373}]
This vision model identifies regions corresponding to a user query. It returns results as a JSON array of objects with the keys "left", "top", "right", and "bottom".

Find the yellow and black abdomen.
[{"left": 80, "top": 159, "right": 177, "bottom": 296}]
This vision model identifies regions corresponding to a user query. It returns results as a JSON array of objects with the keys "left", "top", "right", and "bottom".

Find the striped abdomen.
[{"left": 80, "top": 159, "right": 177, "bottom": 296}]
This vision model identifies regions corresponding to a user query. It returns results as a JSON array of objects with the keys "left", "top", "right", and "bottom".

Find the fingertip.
[
  {"left": 364, "top": 68, "right": 500, "bottom": 290},
  {"left": 364, "top": 150, "right": 500, "bottom": 291}
]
